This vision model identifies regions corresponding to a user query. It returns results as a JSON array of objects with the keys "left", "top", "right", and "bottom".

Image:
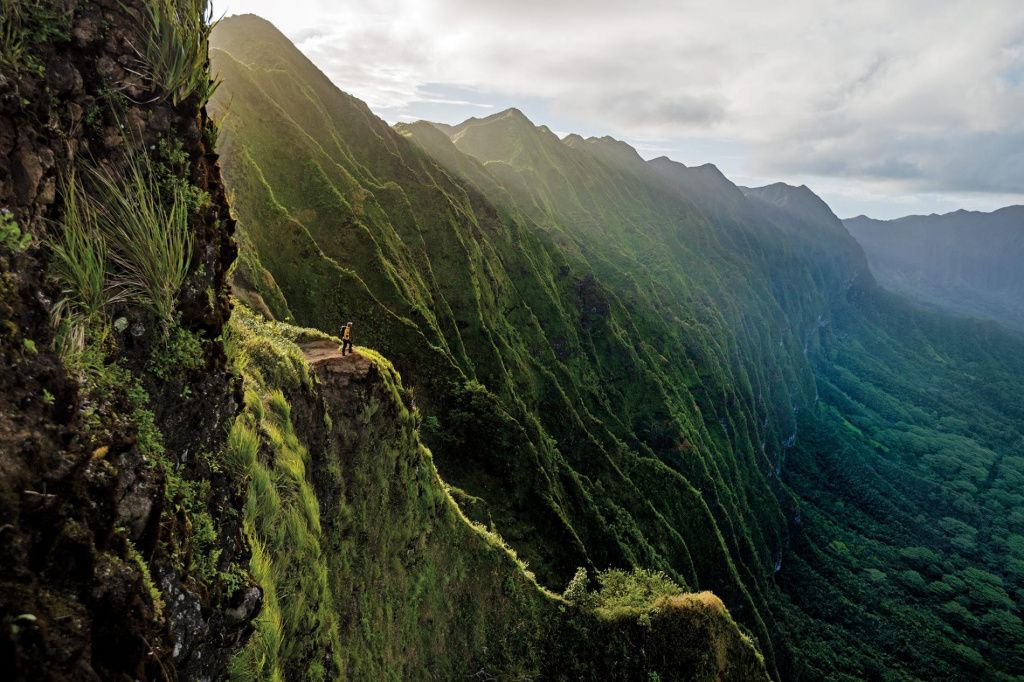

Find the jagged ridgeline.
[
  {"left": 208, "top": 13, "right": 829, "bottom": 676},
  {"left": 210, "top": 13, "right": 1024, "bottom": 682}
]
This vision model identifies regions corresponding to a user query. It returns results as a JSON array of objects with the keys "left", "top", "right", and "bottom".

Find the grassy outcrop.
[{"left": 225, "top": 305, "right": 768, "bottom": 680}]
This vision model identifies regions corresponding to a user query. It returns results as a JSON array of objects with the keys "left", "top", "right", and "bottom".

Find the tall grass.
[
  {"left": 227, "top": 417, "right": 260, "bottom": 475},
  {"left": 49, "top": 174, "right": 116, "bottom": 357},
  {"left": 135, "top": 0, "right": 219, "bottom": 106},
  {"left": 89, "top": 152, "right": 193, "bottom": 325},
  {"left": 51, "top": 175, "right": 110, "bottom": 319}
]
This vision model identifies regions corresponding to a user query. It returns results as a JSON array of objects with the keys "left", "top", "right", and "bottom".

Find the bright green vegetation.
[
  {"left": 1, "top": 209, "right": 31, "bottom": 252},
  {"left": 224, "top": 305, "right": 767, "bottom": 680},
  {"left": 209, "top": 14, "right": 1024, "bottom": 680}
]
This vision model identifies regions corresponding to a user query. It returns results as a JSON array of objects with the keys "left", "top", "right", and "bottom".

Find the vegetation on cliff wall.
[{"left": 0, "top": 1, "right": 253, "bottom": 678}]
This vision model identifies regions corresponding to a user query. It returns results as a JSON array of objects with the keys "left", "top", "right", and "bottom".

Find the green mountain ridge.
[
  {"left": 208, "top": 13, "right": 1024, "bottom": 681},
  {"left": 8, "top": 4, "right": 1022, "bottom": 680},
  {"left": 225, "top": 305, "right": 769, "bottom": 680}
]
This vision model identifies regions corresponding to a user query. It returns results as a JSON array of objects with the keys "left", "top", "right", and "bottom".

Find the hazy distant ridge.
[{"left": 845, "top": 206, "right": 1024, "bottom": 331}]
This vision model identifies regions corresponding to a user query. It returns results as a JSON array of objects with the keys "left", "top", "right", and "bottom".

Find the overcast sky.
[{"left": 211, "top": 0, "right": 1024, "bottom": 219}]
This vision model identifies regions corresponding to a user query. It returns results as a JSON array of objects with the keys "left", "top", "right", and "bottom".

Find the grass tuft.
[
  {"left": 87, "top": 151, "right": 192, "bottom": 326},
  {"left": 227, "top": 417, "right": 260, "bottom": 475},
  {"left": 134, "top": 0, "right": 219, "bottom": 106},
  {"left": 49, "top": 175, "right": 115, "bottom": 356}
]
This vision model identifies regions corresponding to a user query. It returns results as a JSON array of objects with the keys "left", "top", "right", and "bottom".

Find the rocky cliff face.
[{"left": 0, "top": 1, "right": 253, "bottom": 678}]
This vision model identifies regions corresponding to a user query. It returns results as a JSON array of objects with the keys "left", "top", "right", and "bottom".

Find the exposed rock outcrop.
[{"left": 0, "top": 2, "right": 251, "bottom": 678}]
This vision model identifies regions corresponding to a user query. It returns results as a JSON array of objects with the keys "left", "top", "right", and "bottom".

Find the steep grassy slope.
[
  {"left": 209, "top": 16, "right": 822, "bottom": 674},
  {"left": 845, "top": 207, "right": 1024, "bottom": 332},
  {"left": 225, "top": 305, "right": 768, "bottom": 680},
  {"left": 209, "top": 14, "right": 1024, "bottom": 680},
  {"left": 398, "top": 114, "right": 1024, "bottom": 680},
  {"left": 418, "top": 120, "right": 1024, "bottom": 680}
]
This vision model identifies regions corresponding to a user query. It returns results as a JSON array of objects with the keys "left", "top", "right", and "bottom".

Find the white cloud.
[{"left": 212, "top": 0, "right": 1024, "bottom": 215}]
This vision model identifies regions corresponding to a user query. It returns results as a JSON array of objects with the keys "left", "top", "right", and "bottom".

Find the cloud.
[{"left": 215, "top": 0, "right": 1024, "bottom": 202}]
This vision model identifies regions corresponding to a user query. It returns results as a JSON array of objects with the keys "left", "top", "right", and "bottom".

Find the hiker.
[{"left": 341, "top": 322, "right": 353, "bottom": 356}]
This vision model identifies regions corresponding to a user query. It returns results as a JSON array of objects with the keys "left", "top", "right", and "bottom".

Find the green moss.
[
  {"left": 150, "top": 323, "right": 204, "bottom": 380},
  {"left": 126, "top": 539, "right": 165, "bottom": 621}
]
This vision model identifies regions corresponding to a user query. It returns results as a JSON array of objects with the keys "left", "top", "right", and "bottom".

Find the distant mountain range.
[{"left": 845, "top": 207, "right": 1024, "bottom": 332}]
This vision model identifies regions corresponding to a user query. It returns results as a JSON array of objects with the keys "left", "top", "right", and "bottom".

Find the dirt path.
[
  {"left": 298, "top": 339, "right": 374, "bottom": 390},
  {"left": 298, "top": 339, "right": 348, "bottom": 365}
]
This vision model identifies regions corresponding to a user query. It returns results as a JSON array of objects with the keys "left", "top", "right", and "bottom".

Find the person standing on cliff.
[{"left": 341, "top": 322, "right": 354, "bottom": 356}]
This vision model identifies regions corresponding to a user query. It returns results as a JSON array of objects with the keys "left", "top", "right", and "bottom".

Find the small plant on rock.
[{"left": 0, "top": 209, "right": 31, "bottom": 252}]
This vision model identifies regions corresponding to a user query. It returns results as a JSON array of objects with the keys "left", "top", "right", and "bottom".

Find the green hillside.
[
  {"left": 208, "top": 14, "right": 1024, "bottom": 680},
  {"left": 225, "top": 305, "right": 767, "bottom": 680},
  {"left": 209, "top": 16, "right": 816, "bottom": 674}
]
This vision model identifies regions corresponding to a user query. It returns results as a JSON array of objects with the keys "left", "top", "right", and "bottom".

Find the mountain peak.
[
  {"left": 580, "top": 135, "right": 644, "bottom": 166},
  {"left": 741, "top": 181, "right": 839, "bottom": 225},
  {"left": 649, "top": 155, "right": 685, "bottom": 168},
  {"left": 650, "top": 156, "right": 746, "bottom": 208},
  {"left": 498, "top": 106, "right": 528, "bottom": 119}
]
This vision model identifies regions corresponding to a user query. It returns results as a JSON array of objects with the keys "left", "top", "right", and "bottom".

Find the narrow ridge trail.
[{"left": 299, "top": 339, "right": 376, "bottom": 391}]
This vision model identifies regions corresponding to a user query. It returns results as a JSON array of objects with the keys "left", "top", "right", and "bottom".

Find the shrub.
[
  {"left": 591, "top": 568, "right": 683, "bottom": 611},
  {"left": 562, "top": 567, "right": 592, "bottom": 606},
  {"left": 150, "top": 324, "right": 204, "bottom": 380}
]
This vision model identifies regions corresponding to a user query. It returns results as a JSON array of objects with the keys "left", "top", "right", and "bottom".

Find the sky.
[{"left": 211, "top": 0, "right": 1024, "bottom": 219}]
